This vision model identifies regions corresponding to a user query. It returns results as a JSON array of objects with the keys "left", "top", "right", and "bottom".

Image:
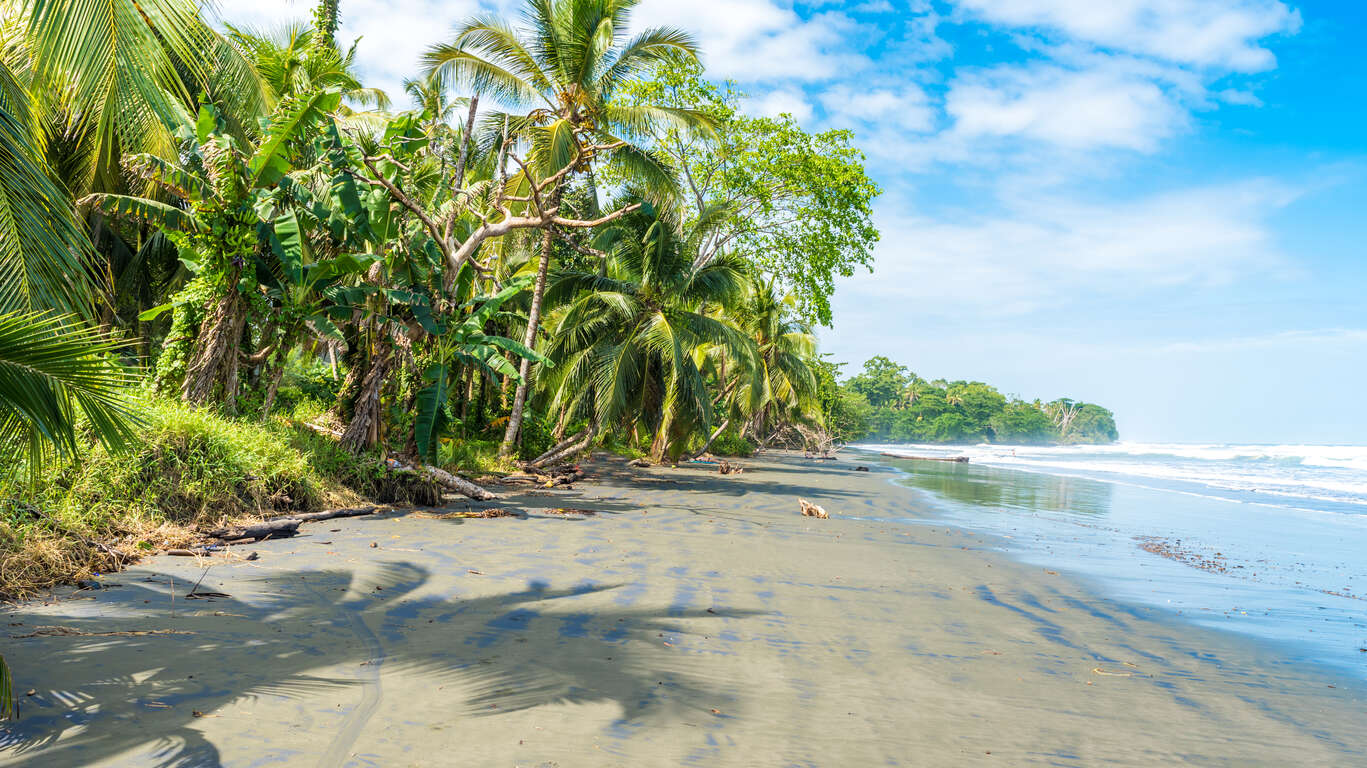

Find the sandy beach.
[{"left": 2, "top": 453, "right": 1364, "bottom": 767}]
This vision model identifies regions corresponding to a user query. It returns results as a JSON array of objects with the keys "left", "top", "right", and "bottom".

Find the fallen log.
[
  {"left": 206, "top": 519, "right": 301, "bottom": 542},
  {"left": 880, "top": 453, "right": 970, "bottom": 463},
  {"left": 388, "top": 460, "right": 502, "bottom": 501},
  {"left": 292, "top": 507, "right": 378, "bottom": 523},
  {"left": 626, "top": 458, "right": 651, "bottom": 468}
]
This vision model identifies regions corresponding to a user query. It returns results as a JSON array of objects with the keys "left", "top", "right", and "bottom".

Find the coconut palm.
[
  {"left": 225, "top": 23, "right": 389, "bottom": 111},
  {"left": 716, "top": 276, "right": 820, "bottom": 454},
  {"left": 536, "top": 202, "right": 754, "bottom": 464},
  {"left": 422, "top": 0, "right": 711, "bottom": 457},
  {"left": 12, "top": 0, "right": 263, "bottom": 195}
]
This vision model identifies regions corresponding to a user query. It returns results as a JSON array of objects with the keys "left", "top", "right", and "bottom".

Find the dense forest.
[{"left": 823, "top": 357, "right": 1118, "bottom": 445}]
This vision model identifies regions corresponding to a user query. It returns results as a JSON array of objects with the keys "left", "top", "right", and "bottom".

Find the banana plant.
[{"left": 82, "top": 91, "right": 342, "bottom": 411}]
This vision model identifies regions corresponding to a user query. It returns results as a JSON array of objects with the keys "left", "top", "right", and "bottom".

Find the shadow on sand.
[{"left": 1, "top": 561, "right": 762, "bottom": 767}]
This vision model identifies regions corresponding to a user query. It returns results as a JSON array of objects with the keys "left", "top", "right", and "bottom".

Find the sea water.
[{"left": 857, "top": 442, "right": 1367, "bottom": 680}]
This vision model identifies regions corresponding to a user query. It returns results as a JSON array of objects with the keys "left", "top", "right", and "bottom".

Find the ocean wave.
[{"left": 859, "top": 441, "right": 1367, "bottom": 509}]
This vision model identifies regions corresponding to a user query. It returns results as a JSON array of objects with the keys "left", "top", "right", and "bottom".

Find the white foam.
[{"left": 860, "top": 441, "right": 1367, "bottom": 510}]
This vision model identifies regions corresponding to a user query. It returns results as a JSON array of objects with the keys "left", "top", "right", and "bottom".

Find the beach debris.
[
  {"left": 854, "top": 466, "right": 870, "bottom": 472},
  {"left": 206, "top": 519, "right": 301, "bottom": 543},
  {"left": 718, "top": 460, "right": 744, "bottom": 475},
  {"left": 416, "top": 508, "right": 520, "bottom": 519},
  {"left": 1044, "top": 569, "right": 1059, "bottom": 575},
  {"left": 799, "top": 499, "right": 829, "bottom": 519},
  {"left": 499, "top": 465, "right": 585, "bottom": 488},
  {"left": 387, "top": 459, "right": 502, "bottom": 500},
  {"left": 184, "top": 591, "right": 231, "bottom": 600},
  {"left": 626, "top": 458, "right": 652, "bottom": 468},
  {"left": 245, "top": 551, "right": 260, "bottom": 561},
  {"left": 710, "top": 708, "right": 722, "bottom": 715},
  {"left": 543, "top": 508, "right": 597, "bottom": 517},
  {"left": 1092, "top": 667, "right": 1136, "bottom": 677}
]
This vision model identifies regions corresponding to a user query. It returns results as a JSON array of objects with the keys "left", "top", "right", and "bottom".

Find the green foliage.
[
  {"left": 843, "top": 357, "right": 1119, "bottom": 445},
  {"left": 615, "top": 61, "right": 880, "bottom": 326},
  {"left": 0, "top": 312, "right": 139, "bottom": 482},
  {"left": 709, "top": 429, "right": 754, "bottom": 457}
]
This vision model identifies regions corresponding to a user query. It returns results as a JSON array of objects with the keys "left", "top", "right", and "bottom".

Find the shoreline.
[{"left": 3, "top": 452, "right": 1364, "bottom": 766}]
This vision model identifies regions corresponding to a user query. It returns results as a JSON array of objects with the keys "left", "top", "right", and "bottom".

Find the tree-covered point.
[{"left": 835, "top": 356, "right": 1118, "bottom": 445}]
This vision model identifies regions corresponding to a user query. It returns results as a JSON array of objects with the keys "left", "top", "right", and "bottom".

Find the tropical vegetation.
[
  {"left": 835, "top": 356, "right": 1119, "bottom": 445},
  {"left": 0, "top": 0, "right": 886, "bottom": 657}
]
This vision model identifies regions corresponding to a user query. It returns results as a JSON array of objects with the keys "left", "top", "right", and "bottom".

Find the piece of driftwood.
[
  {"left": 798, "top": 499, "right": 829, "bottom": 519},
  {"left": 854, "top": 466, "right": 870, "bottom": 471},
  {"left": 626, "top": 458, "right": 652, "bottom": 468},
  {"left": 498, "top": 466, "right": 584, "bottom": 488},
  {"left": 718, "top": 460, "right": 744, "bottom": 475},
  {"left": 880, "top": 452, "right": 970, "bottom": 463},
  {"left": 207, "top": 519, "right": 301, "bottom": 542},
  {"left": 292, "top": 507, "right": 377, "bottom": 522},
  {"left": 389, "top": 460, "right": 502, "bottom": 500}
]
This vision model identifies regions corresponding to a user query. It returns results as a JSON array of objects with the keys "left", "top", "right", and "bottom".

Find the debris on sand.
[
  {"left": 854, "top": 466, "right": 870, "bottom": 472},
  {"left": 718, "top": 460, "right": 744, "bottom": 475},
  {"left": 626, "top": 458, "right": 652, "bottom": 468},
  {"left": 542, "top": 508, "right": 598, "bottom": 517},
  {"left": 799, "top": 499, "right": 829, "bottom": 519}
]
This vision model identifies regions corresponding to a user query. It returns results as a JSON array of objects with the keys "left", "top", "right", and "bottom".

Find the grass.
[{"left": 0, "top": 396, "right": 437, "bottom": 600}]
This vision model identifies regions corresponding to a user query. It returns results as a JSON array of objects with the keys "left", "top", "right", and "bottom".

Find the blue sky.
[{"left": 223, "top": 1, "right": 1367, "bottom": 444}]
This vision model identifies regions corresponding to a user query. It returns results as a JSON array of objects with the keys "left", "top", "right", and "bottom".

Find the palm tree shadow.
[{"left": 0, "top": 562, "right": 763, "bottom": 767}]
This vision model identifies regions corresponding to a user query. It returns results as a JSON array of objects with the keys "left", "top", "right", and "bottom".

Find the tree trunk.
[
  {"left": 182, "top": 274, "right": 245, "bottom": 410},
  {"left": 688, "top": 419, "right": 730, "bottom": 460},
  {"left": 340, "top": 344, "right": 394, "bottom": 454},
  {"left": 500, "top": 197, "right": 561, "bottom": 457},
  {"left": 259, "top": 354, "right": 288, "bottom": 419},
  {"left": 650, "top": 408, "right": 674, "bottom": 464}
]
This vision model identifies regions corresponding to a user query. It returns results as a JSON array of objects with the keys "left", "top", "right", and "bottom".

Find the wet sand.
[{"left": 2, "top": 453, "right": 1364, "bottom": 766}]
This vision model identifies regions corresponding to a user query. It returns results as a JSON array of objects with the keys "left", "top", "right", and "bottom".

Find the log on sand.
[
  {"left": 387, "top": 460, "right": 503, "bottom": 501},
  {"left": 203, "top": 507, "right": 381, "bottom": 544}
]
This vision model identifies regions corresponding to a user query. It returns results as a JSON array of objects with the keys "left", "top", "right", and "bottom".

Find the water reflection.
[{"left": 887, "top": 458, "right": 1114, "bottom": 517}]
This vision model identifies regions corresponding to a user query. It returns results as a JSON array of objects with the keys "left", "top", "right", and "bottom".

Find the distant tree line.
[{"left": 818, "top": 356, "right": 1118, "bottom": 445}]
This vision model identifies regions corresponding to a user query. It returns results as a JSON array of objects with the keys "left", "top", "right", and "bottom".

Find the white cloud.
[
  {"left": 633, "top": 0, "right": 869, "bottom": 81},
  {"left": 819, "top": 83, "right": 936, "bottom": 132},
  {"left": 952, "top": 0, "right": 1301, "bottom": 71},
  {"left": 841, "top": 179, "right": 1299, "bottom": 317},
  {"left": 748, "top": 88, "right": 815, "bottom": 123},
  {"left": 944, "top": 63, "right": 1185, "bottom": 152}
]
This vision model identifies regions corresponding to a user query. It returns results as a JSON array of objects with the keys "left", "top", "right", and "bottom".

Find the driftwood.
[
  {"left": 798, "top": 499, "right": 829, "bottom": 519},
  {"left": 292, "top": 507, "right": 377, "bottom": 523},
  {"left": 880, "top": 452, "right": 969, "bottom": 463},
  {"left": 498, "top": 465, "right": 584, "bottom": 488},
  {"left": 854, "top": 466, "right": 870, "bottom": 472},
  {"left": 718, "top": 460, "right": 744, "bottom": 475},
  {"left": 202, "top": 507, "right": 381, "bottom": 544},
  {"left": 626, "top": 458, "right": 651, "bottom": 468},
  {"left": 389, "top": 460, "right": 502, "bottom": 501},
  {"left": 206, "top": 519, "right": 301, "bottom": 542}
]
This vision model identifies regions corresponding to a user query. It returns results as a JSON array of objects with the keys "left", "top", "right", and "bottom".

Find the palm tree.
[
  {"left": 225, "top": 23, "right": 389, "bottom": 110},
  {"left": 0, "top": 59, "right": 96, "bottom": 319},
  {"left": 721, "top": 277, "right": 819, "bottom": 453},
  {"left": 536, "top": 203, "right": 753, "bottom": 464},
  {"left": 423, "top": 0, "right": 709, "bottom": 458},
  {"left": 13, "top": 0, "right": 263, "bottom": 195}
]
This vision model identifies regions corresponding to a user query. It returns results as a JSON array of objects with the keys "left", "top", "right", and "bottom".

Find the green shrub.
[{"left": 709, "top": 429, "right": 755, "bottom": 457}]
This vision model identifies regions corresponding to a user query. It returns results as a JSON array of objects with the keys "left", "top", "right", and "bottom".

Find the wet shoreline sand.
[{"left": 3, "top": 453, "right": 1364, "bottom": 766}]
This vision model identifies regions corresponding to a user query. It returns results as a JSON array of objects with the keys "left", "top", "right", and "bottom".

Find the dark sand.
[{"left": 2, "top": 454, "right": 1364, "bottom": 766}]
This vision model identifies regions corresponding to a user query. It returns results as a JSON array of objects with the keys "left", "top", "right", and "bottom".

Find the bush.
[{"left": 709, "top": 429, "right": 755, "bottom": 457}]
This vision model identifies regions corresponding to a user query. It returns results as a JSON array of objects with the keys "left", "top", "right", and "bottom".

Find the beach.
[{"left": 2, "top": 453, "right": 1364, "bottom": 767}]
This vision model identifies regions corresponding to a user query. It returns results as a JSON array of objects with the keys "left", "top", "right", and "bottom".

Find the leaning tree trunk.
[
  {"left": 529, "top": 414, "right": 600, "bottom": 469},
  {"left": 688, "top": 419, "right": 730, "bottom": 460},
  {"left": 182, "top": 275, "right": 246, "bottom": 411},
  {"left": 649, "top": 409, "right": 675, "bottom": 464},
  {"left": 500, "top": 197, "right": 562, "bottom": 458},
  {"left": 340, "top": 345, "right": 395, "bottom": 454}
]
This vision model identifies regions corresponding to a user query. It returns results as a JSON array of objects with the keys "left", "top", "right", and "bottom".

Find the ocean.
[{"left": 857, "top": 441, "right": 1367, "bottom": 679}]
